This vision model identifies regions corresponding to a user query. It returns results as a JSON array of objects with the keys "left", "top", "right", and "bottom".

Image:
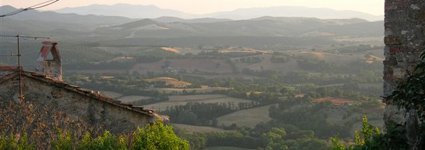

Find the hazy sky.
[{"left": 1, "top": 0, "right": 385, "bottom": 15}]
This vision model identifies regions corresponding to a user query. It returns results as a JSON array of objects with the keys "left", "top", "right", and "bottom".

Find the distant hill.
[
  {"left": 205, "top": 6, "right": 383, "bottom": 21},
  {"left": 90, "top": 17, "right": 383, "bottom": 49},
  {"left": 153, "top": 17, "right": 231, "bottom": 23},
  {"left": 95, "top": 17, "right": 383, "bottom": 38},
  {"left": 0, "top": 5, "right": 383, "bottom": 50},
  {"left": 57, "top": 3, "right": 192, "bottom": 19},
  {"left": 0, "top": 5, "right": 133, "bottom": 31},
  {"left": 54, "top": 4, "right": 383, "bottom": 21}
]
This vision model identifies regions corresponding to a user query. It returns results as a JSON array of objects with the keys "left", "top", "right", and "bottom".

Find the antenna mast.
[
  {"left": 0, "top": 0, "right": 58, "bottom": 101},
  {"left": 0, "top": 34, "right": 50, "bottom": 101},
  {"left": 16, "top": 35, "right": 23, "bottom": 101}
]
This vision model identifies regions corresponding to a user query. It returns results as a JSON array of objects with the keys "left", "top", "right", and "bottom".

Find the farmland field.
[
  {"left": 172, "top": 124, "right": 231, "bottom": 134},
  {"left": 118, "top": 95, "right": 152, "bottom": 104},
  {"left": 312, "top": 97, "right": 355, "bottom": 106},
  {"left": 144, "top": 94, "right": 253, "bottom": 111},
  {"left": 145, "top": 77, "right": 192, "bottom": 88},
  {"left": 130, "top": 58, "right": 234, "bottom": 74},
  {"left": 216, "top": 104, "right": 277, "bottom": 128},
  {"left": 101, "top": 91, "right": 123, "bottom": 99},
  {"left": 145, "top": 86, "right": 231, "bottom": 94},
  {"left": 205, "top": 147, "right": 254, "bottom": 150}
]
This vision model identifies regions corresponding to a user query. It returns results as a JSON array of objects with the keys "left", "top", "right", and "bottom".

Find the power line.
[
  {"left": 0, "top": 0, "right": 59, "bottom": 18},
  {"left": 0, "top": 0, "right": 59, "bottom": 101}
]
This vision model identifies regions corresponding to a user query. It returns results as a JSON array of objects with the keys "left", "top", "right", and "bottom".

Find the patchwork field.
[
  {"left": 144, "top": 94, "right": 253, "bottom": 111},
  {"left": 172, "top": 124, "right": 231, "bottom": 134},
  {"left": 101, "top": 91, "right": 123, "bottom": 99},
  {"left": 130, "top": 58, "right": 234, "bottom": 74},
  {"left": 168, "top": 94, "right": 231, "bottom": 102},
  {"left": 231, "top": 50, "right": 381, "bottom": 74},
  {"left": 216, "top": 104, "right": 276, "bottom": 128},
  {"left": 297, "top": 51, "right": 363, "bottom": 64},
  {"left": 160, "top": 47, "right": 181, "bottom": 54},
  {"left": 145, "top": 77, "right": 192, "bottom": 88},
  {"left": 205, "top": 147, "right": 254, "bottom": 150},
  {"left": 232, "top": 54, "right": 300, "bottom": 74},
  {"left": 312, "top": 97, "right": 355, "bottom": 106},
  {"left": 145, "top": 86, "right": 231, "bottom": 94},
  {"left": 118, "top": 95, "right": 152, "bottom": 104}
]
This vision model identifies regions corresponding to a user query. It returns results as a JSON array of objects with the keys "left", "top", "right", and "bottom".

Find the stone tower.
[{"left": 384, "top": 0, "right": 425, "bottom": 148}]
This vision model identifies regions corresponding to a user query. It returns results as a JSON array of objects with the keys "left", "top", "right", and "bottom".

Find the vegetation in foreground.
[
  {"left": 330, "top": 53, "right": 425, "bottom": 150},
  {"left": 0, "top": 100, "right": 189, "bottom": 150},
  {"left": 0, "top": 122, "right": 189, "bottom": 150}
]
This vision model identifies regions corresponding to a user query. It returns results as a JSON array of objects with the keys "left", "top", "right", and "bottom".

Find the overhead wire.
[
  {"left": 0, "top": 0, "right": 59, "bottom": 66},
  {"left": 0, "top": 0, "right": 59, "bottom": 17}
]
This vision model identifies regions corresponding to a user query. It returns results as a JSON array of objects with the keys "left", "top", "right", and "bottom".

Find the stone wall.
[
  {"left": 384, "top": 0, "right": 425, "bottom": 97},
  {"left": 0, "top": 74, "right": 154, "bottom": 134},
  {"left": 384, "top": 0, "right": 425, "bottom": 148}
]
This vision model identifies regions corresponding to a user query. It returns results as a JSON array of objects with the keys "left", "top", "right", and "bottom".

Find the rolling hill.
[
  {"left": 54, "top": 4, "right": 383, "bottom": 21},
  {"left": 0, "top": 5, "right": 383, "bottom": 42},
  {"left": 206, "top": 6, "right": 383, "bottom": 21},
  {"left": 94, "top": 17, "right": 383, "bottom": 38},
  {"left": 0, "top": 5, "right": 133, "bottom": 31},
  {"left": 57, "top": 3, "right": 192, "bottom": 19}
]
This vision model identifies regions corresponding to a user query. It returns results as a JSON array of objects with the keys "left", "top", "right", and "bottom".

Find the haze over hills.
[
  {"left": 0, "top": 5, "right": 383, "bottom": 50},
  {"left": 206, "top": 6, "right": 383, "bottom": 21},
  {"left": 57, "top": 3, "right": 192, "bottom": 19},
  {"left": 91, "top": 17, "right": 382, "bottom": 49},
  {"left": 0, "top": 5, "right": 383, "bottom": 39},
  {"left": 0, "top": 5, "right": 134, "bottom": 32},
  {"left": 55, "top": 4, "right": 383, "bottom": 21},
  {"left": 95, "top": 17, "right": 383, "bottom": 38},
  {"left": 0, "top": 2, "right": 387, "bottom": 149}
]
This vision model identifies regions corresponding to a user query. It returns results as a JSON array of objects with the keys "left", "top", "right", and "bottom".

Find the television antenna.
[
  {"left": 0, "top": 35, "right": 51, "bottom": 101},
  {"left": 0, "top": 0, "right": 59, "bottom": 101}
]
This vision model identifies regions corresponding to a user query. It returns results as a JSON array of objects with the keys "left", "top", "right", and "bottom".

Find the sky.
[{"left": 1, "top": 0, "right": 385, "bottom": 15}]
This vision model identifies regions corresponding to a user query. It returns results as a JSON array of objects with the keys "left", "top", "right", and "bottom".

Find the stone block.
[
  {"left": 393, "top": 67, "right": 406, "bottom": 79},
  {"left": 386, "top": 0, "right": 410, "bottom": 10},
  {"left": 389, "top": 47, "right": 401, "bottom": 54},
  {"left": 395, "top": 0, "right": 410, "bottom": 9},
  {"left": 383, "top": 73, "right": 394, "bottom": 81},
  {"left": 384, "top": 66, "right": 394, "bottom": 74},
  {"left": 417, "top": 9, "right": 425, "bottom": 21},
  {"left": 385, "top": 4, "right": 397, "bottom": 11},
  {"left": 406, "top": 55, "right": 420, "bottom": 63},
  {"left": 385, "top": 56, "right": 398, "bottom": 65},
  {"left": 410, "top": 4, "right": 420, "bottom": 10},
  {"left": 385, "top": 36, "right": 402, "bottom": 45},
  {"left": 385, "top": 28, "right": 394, "bottom": 36}
]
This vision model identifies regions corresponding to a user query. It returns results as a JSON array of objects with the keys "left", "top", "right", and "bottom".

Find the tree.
[
  {"left": 388, "top": 52, "right": 425, "bottom": 149},
  {"left": 262, "top": 128, "right": 288, "bottom": 150},
  {"left": 329, "top": 115, "right": 381, "bottom": 150},
  {"left": 132, "top": 122, "right": 189, "bottom": 150}
]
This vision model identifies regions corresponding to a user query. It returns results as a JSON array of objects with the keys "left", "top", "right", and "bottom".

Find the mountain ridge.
[
  {"left": 57, "top": 3, "right": 192, "bottom": 19},
  {"left": 93, "top": 17, "right": 383, "bottom": 39},
  {"left": 0, "top": 5, "right": 134, "bottom": 31},
  {"left": 0, "top": 5, "right": 383, "bottom": 44},
  {"left": 54, "top": 4, "right": 383, "bottom": 21},
  {"left": 205, "top": 6, "right": 383, "bottom": 21}
]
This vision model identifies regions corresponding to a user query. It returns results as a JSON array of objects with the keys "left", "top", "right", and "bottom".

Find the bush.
[
  {"left": 0, "top": 122, "right": 189, "bottom": 150},
  {"left": 132, "top": 122, "right": 189, "bottom": 150}
]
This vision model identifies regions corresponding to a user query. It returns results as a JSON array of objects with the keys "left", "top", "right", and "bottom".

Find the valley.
[{"left": 0, "top": 5, "right": 385, "bottom": 149}]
